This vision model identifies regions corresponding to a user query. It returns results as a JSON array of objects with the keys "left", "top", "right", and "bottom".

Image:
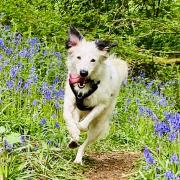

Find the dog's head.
[{"left": 66, "top": 27, "right": 118, "bottom": 79}]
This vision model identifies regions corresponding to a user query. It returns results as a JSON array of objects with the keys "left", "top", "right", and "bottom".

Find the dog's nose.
[{"left": 80, "top": 70, "right": 88, "bottom": 77}]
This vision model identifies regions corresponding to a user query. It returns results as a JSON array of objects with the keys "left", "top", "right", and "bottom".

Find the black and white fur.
[{"left": 63, "top": 27, "right": 128, "bottom": 165}]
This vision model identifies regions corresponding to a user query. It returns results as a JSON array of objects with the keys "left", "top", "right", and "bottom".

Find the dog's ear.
[
  {"left": 95, "top": 40, "right": 118, "bottom": 52},
  {"left": 66, "top": 26, "right": 83, "bottom": 49}
]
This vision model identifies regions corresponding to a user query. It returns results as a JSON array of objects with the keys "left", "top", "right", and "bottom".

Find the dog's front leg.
[
  {"left": 63, "top": 86, "right": 80, "bottom": 148},
  {"left": 78, "top": 104, "right": 106, "bottom": 131}
]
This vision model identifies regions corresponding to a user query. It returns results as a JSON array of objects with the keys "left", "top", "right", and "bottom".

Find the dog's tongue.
[{"left": 69, "top": 74, "right": 85, "bottom": 84}]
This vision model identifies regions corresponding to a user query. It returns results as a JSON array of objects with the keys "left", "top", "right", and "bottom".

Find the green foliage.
[{"left": 0, "top": 0, "right": 179, "bottom": 61}]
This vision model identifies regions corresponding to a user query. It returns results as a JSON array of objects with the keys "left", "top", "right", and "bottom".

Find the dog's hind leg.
[{"left": 74, "top": 116, "right": 110, "bottom": 165}]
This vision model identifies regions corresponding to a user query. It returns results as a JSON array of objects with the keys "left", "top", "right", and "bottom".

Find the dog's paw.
[
  {"left": 78, "top": 121, "right": 88, "bottom": 131},
  {"left": 68, "top": 140, "right": 79, "bottom": 149},
  {"left": 74, "top": 159, "right": 83, "bottom": 165}
]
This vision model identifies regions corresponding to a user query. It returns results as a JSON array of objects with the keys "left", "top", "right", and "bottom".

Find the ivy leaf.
[{"left": 6, "top": 132, "right": 21, "bottom": 144}]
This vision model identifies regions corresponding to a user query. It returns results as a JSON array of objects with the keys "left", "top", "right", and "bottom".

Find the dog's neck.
[{"left": 69, "top": 79, "right": 100, "bottom": 111}]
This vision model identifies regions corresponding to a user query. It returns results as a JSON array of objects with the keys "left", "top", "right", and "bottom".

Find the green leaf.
[
  {"left": 0, "top": 126, "right": 6, "bottom": 134},
  {"left": 6, "top": 132, "right": 21, "bottom": 144}
]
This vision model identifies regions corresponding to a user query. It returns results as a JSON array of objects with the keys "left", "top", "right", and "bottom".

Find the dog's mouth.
[{"left": 69, "top": 74, "right": 89, "bottom": 88}]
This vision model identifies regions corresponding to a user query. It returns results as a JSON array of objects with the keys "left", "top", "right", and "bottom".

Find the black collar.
[{"left": 69, "top": 80, "right": 100, "bottom": 111}]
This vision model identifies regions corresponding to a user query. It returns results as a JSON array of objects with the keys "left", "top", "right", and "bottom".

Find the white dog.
[{"left": 63, "top": 27, "right": 128, "bottom": 165}]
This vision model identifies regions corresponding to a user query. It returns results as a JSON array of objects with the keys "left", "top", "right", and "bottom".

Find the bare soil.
[{"left": 84, "top": 151, "right": 141, "bottom": 180}]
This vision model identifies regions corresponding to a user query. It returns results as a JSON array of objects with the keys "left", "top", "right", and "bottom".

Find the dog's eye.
[
  {"left": 91, "top": 59, "right": 96, "bottom": 62},
  {"left": 77, "top": 56, "right": 81, "bottom": 60}
]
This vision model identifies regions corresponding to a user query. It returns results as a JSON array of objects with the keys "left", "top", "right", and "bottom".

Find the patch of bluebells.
[{"left": 144, "top": 146, "right": 156, "bottom": 165}]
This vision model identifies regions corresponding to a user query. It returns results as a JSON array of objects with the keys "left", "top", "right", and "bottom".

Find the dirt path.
[{"left": 84, "top": 151, "right": 141, "bottom": 180}]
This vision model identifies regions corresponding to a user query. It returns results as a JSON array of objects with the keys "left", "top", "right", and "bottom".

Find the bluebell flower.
[
  {"left": 4, "top": 25, "right": 10, "bottom": 31},
  {"left": 23, "top": 79, "right": 31, "bottom": 90},
  {"left": 164, "top": 170, "right": 175, "bottom": 180},
  {"left": 20, "top": 135, "right": 25, "bottom": 145},
  {"left": 43, "top": 89, "right": 52, "bottom": 100},
  {"left": 28, "top": 37, "right": 38, "bottom": 46},
  {"left": 154, "top": 121, "right": 170, "bottom": 137},
  {"left": 19, "top": 48, "right": 28, "bottom": 58},
  {"left": 40, "top": 118, "right": 46, "bottom": 126},
  {"left": 51, "top": 113, "right": 57, "bottom": 119},
  {"left": 170, "top": 153, "right": 179, "bottom": 164},
  {"left": 55, "top": 102, "right": 60, "bottom": 109},
  {"left": 139, "top": 71, "right": 145, "bottom": 78},
  {"left": 144, "top": 146, "right": 156, "bottom": 165},
  {"left": 47, "top": 140, "right": 52, "bottom": 145},
  {"left": 0, "top": 65, "right": 2, "bottom": 72},
  {"left": 3, "top": 59, "right": 10, "bottom": 67},
  {"left": 55, "top": 89, "right": 64, "bottom": 99},
  {"left": 135, "top": 98, "right": 140, "bottom": 104},
  {"left": 139, "top": 106, "right": 145, "bottom": 114},
  {"left": 6, "top": 80, "right": 14, "bottom": 89},
  {"left": 131, "top": 77, "right": 137, "bottom": 81},
  {"left": 16, "top": 78, "right": 23, "bottom": 90},
  {"left": 4, "top": 47, "right": 13, "bottom": 55},
  {"left": 43, "top": 50, "right": 47, "bottom": 56},
  {"left": 159, "top": 97, "right": 167, "bottom": 106},
  {"left": 146, "top": 80, "right": 154, "bottom": 89},
  {"left": 32, "top": 100, "right": 37, "bottom": 106},
  {"left": 153, "top": 91, "right": 160, "bottom": 96},
  {"left": 164, "top": 112, "right": 180, "bottom": 131},
  {"left": 53, "top": 77, "right": 59, "bottom": 84},
  {"left": 0, "top": 54, "right": 3, "bottom": 59},
  {"left": 55, "top": 121, "right": 60, "bottom": 128},
  {"left": 4, "top": 139, "right": 12, "bottom": 151},
  {"left": 168, "top": 132, "right": 177, "bottom": 142},
  {"left": 54, "top": 52, "right": 61, "bottom": 61},
  {"left": 10, "top": 65, "right": 19, "bottom": 78},
  {"left": 0, "top": 39, "right": 4, "bottom": 47}
]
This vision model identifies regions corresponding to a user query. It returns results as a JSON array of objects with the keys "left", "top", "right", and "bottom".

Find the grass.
[{"left": 0, "top": 25, "right": 179, "bottom": 179}]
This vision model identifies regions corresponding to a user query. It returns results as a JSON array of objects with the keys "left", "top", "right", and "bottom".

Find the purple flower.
[
  {"left": 20, "top": 135, "right": 25, "bottom": 145},
  {"left": 154, "top": 121, "right": 170, "bottom": 137},
  {"left": 16, "top": 78, "right": 23, "bottom": 90},
  {"left": 170, "top": 154, "right": 179, "bottom": 164},
  {"left": 4, "top": 140, "right": 12, "bottom": 151},
  {"left": 51, "top": 113, "right": 57, "bottom": 119},
  {"left": 47, "top": 140, "right": 52, "bottom": 145},
  {"left": 55, "top": 121, "right": 60, "bottom": 128},
  {"left": 0, "top": 39, "right": 4, "bottom": 47},
  {"left": 6, "top": 80, "right": 14, "bottom": 89},
  {"left": 32, "top": 100, "right": 37, "bottom": 106},
  {"left": 168, "top": 132, "right": 177, "bottom": 142},
  {"left": 164, "top": 112, "right": 180, "bottom": 131},
  {"left": 55, "top": 89, "right": 64, "bottom": 99},
  {"left": 53, "top": 77, "right": 59, "bottom": 84},
  {"left": 139, "top": 106, "right": 145, "bottom": 114},
  {"left": 40, "top": 118, "right": 46, "bottom": 126},
  {"left": 0, "top": 54, "right": 3, "bottom": 60},
  {"left": 159, "top": 97, "right": 167, "bottom": 106},
  {"left": 54, "top": 52, "right": 61, "bottom": 61},
  {"left": 0, "top": 65, "right": 2, "bottom": 72},
  {"left": 55, "top": 102, "right": 60, "bottom": 109},
  {"left": 144, "top": 146, "right": 156, "bottom": 165},
  {"left": 164, "top": 170, "right": 175, "bottom": 180},
  {"left": 146, "top": 81, "right": 154, "bottom": 89},
  {"left": 28, "top": 37, "right": 38, "bottom": 46},
  {"left": 19, "top": 48, "right": 28, "bottom": 57},
  {"left": 23, "top": 79, "right": 31, "bottom": 90},
  {"left": 43, "top": 89, "right": 52, "bottom": 100},
  {"left": 139, "top": 71, "right": 145, "bottom": 78},
  {"left": 10, "top": 65, "right": 19, "bottom": 78},
  {"left": 3, "top": 59, "right": 10, "bottom": 67}
]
